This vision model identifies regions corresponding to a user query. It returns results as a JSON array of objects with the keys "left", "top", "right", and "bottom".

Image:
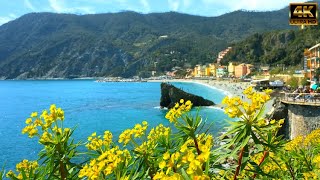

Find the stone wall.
[
  {"left": 270, "top": 101, "right": 320, "bottom": 139},
  {"left": 287, "top": 104, "right": 320, "bottom": 139}
]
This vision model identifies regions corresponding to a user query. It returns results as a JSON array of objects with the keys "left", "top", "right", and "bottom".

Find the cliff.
[{"left": 160, "top": 83, "right": 214, "bottom": 109}]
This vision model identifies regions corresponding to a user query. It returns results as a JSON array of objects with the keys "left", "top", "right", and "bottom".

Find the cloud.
[
  {"left": 24, "top": 0, "right": 36, "bottom": 11},
  {"left": 48, "top": 0, "right": 95, "bottom": 14},
  {"left": 183, "top": 0, "right": 191, "bottom": 8},
  {"left": 0, "top": 16, "right": 14, "bottom": 26},
  {"left": 168, "top": 0, "right": 180, "bottom": 11},
  {"left": 201, "top": 0, "right": 307, "bottom": 12},
  {"left": 140, "top": 0, "right": 150, "bottom": 12},
  {"left": 49, "top": 0, "right": 63, "bottom": 12}
]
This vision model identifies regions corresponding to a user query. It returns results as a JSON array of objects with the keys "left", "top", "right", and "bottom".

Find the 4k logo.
[{"left": 289, "top": 3, "right": 318, "bottom": 25}]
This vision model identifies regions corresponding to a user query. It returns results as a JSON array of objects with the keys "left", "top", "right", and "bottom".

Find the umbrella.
[{"left": 311, "top": 84, "right": 319, "bottom": 90}]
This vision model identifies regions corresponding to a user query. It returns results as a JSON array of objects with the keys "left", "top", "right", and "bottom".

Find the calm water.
[{"left": 0, "top": 80, "right": 231, "bottom": 170}]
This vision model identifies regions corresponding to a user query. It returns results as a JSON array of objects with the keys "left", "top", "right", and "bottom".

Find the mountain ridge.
[{"left": 0, "top": 9, "right": 294, "bottom": 79}]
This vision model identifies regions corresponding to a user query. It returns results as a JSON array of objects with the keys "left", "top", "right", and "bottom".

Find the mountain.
[
  {"left": 0, "top": 9, "right": 293, "bottom": 79},
  {"left": 224, "top": 25, "right": 320, "bottom": 66}
]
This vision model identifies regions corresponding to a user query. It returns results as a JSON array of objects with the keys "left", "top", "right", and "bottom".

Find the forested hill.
[
  {"left": 224, "top": 26, "right": 320, "bottom": 66},
  {"left": 0, "top": 9, "right": 293, "bottom": 79}
]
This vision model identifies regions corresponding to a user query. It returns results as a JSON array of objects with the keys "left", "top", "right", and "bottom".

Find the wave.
[
  {"left": 201, "top": 106, "right": 225, "bottom": 112},
  {"left": 153, "top": 106, "right": 168, "bottom": 110}
]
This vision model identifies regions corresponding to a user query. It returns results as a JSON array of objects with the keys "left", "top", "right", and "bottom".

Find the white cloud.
[
  {"left": 201, "top": 0, "right": 307, "bottom": 12},
  {"left": 48, "top": 0, "right": 95, "bottom": 14},
  {"left": 24, "top": 0, "right": 36, "bottom": 11},
  {"left": 0, "top": 16, "right": 14, "bottom": 26},
  {"left": 9, "top": 13, "right": 17, "bottom": 18},
  {"left": 140, "top": 0, "right": 150, "bottom": 12},
  {"left": 183, "top": 0, "right": 191, "bottom": 8},
  {"left": 49, "top": 0, "right": 64, "bottom": 12},
  {"left": 168, "top": 0, "right": 180, "bottom": 11}
]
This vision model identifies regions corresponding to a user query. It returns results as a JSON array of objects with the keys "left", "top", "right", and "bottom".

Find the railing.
[{"left": 280, "top": 93, "right": 320, "bottom": 106}]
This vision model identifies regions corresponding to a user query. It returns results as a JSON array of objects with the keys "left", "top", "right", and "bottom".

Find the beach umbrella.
[{"left": 311, "top": 84, "right": 319, "bottom": 90}]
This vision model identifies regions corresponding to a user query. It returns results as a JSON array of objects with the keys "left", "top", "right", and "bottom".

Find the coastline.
[{"left": 148, "top": 79, "right": 274, "bottom": 116}]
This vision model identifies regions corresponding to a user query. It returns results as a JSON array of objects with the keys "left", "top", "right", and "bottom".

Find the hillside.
[
  {"left": 0, "top": 9, "right": 293, "bottom": 79},
  {"left": 224, "top": 26, "right": 320, "bottom": 66}
]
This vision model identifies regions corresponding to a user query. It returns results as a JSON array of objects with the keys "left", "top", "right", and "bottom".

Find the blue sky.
[{"left": 0, "top": 0, "right": 306, "bottom": 25}]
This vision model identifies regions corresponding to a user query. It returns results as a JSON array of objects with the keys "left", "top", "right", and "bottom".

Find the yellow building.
[
  {"left": 209, "top": 63, "right": 217, "bottom": 77},
  {"left": 228, "top": 62, "right": 237, "bottom": 77},
  {"left": 205, "top": 66, "right": 211, "bottom": 76},
  {"left": 305, "top": 44, "right": 320, "bottom": 80},
  {"left": 194, "top": 65, "right": 201, "bottom": 77}
]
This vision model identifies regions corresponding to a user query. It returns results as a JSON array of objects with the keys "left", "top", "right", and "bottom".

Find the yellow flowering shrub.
[
  {"left": 4, "top": 88, "right": 320, "bottom": 180},
  {"left": 6, "top": 159, "right": 38, "bottom": 179}
]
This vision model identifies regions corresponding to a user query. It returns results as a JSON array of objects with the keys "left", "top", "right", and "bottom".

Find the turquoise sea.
[{"left": 0, "top": 80, "right": 231, "bottom": 170}]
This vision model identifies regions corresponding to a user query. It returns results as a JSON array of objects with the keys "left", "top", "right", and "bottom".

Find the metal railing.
[{"left": 280, "top": 93, "right": 320, "bottom": 105}]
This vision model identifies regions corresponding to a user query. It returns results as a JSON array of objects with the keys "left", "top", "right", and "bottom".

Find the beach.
[{"left": 148, "top": 79, "right": 275, "bottom": 116}]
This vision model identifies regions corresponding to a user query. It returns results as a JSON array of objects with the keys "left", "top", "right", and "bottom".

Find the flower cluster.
[
  {"left": 85, "top": 131, "right": 113, "bottom": 151},
  {"left": 6, "top": 159, "right": 38, "bottom": 179},
  {"left": 222, "top": 87, "right": 272, "bottom": 118},
  {"left": 154, "top": 133, "right": 213, "bottom": 179},
  {"left": 79, "top": 146, "right": 131, "bottom": 180},
  {"left": 118, "top": 121, "right": 148, "bottom": 146},
  {"left": 165, "top": 99, "right": 192, "bottom": 123},
  {"left": 21, "top": 104, "right": 65, "bottom": 138}
]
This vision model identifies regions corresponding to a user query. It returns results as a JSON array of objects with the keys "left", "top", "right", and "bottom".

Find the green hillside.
[
  {"left": 0, "top": 9, "right": 293, "bottom": 79},
  {"left": 224, "top": 26, "right": 320, "bottom": 66}
]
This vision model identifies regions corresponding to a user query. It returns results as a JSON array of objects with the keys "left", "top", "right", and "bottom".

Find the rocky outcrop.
[{"left": 160, "top": 83, "right": 214, "bottom": 109}]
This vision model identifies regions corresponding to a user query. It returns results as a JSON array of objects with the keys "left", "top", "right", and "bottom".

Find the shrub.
[{"left": 5, "top": 87, "right": 320, "bottom": 179}]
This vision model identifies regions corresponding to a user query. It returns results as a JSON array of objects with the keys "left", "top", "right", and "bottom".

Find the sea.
[{"left": 0, "top": 80, "right": 232, "bottom": 170}]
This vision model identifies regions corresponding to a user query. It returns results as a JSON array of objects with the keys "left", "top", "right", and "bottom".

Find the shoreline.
[{"left": 148, "top": 79, "right": 274, "bottom": 116}]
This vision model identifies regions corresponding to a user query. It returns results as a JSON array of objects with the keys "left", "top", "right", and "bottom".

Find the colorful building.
[
  {"left": 235, "top": 63, "right": 247, "bottom": 78},
  {"left": 304, "top": 44, "right": 320, "bottom": 80},
  {"left": 216, "top": 66, "right": 227, "bottom": 78},
  {"left": 228, "top": 62, "right": 237, "bottom": 77}
]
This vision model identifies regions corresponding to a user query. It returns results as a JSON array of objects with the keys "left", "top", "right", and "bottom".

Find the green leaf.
[{"left": 181, "top": 168, "right": 192, "bottom": 180}]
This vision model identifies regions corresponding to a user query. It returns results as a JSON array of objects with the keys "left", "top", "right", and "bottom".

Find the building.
[
  {"left": 216, "top": 66, "right": 228, "bottom": 78},
  {"left": 205, "top": 66, "right": 211, "bottom": 76},
  {"left": 194, "top": 65, "right": 201, "bottom": 77},
  {"left": 235, "top": 63, "right": 247, "bottom": 78},
  {"left": 216, "top": 47, "right": 232, "bottom": 64},
  {"left": 228, "top": 62, "right": 237, "bottom": 77},
  {"left": 246, "top": 64, "right": 254, "bottom": 75},
  {"left": 209, "top": 63, "right": 217, "bottom": 77},
  {"left": 304, "top": 44, "right": 320, "bottom": 80},
  {"left": 260, "top": 65, "right": 270, "bottom": 75}
]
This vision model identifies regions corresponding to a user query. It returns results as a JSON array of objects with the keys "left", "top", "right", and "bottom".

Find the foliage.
[
  {"left": 301, "top": 77, "right": 309, "bottom": 87},
  {"left": 287, "top": 76, "right": 299, "bottom": 89},
  {"left": 5, "top": 87, "right": 320, "bottom": 179},
  {"left": 225, "top": 26, "right": 320, "bottom": 67},
  {"left": 0, "top": 9, "right": 293, "bottom": 79}
]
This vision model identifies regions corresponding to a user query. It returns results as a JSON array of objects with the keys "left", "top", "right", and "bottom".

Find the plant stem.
[
  {"left": 193, "top": 138, "right": 201, "bottom": 155},
  {"left": 234, "top": 147, "right": 245, "bottom": 180},
  {"left": 252, "top": 151, "right": 269, "bottom": 179},
  {"left": 59, "top": 160, "right": 67, "bottom": 180}
]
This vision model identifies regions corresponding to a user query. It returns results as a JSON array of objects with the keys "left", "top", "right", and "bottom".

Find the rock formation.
[{"left": 160, "top": 83, "right": 214, "bottom": 109}]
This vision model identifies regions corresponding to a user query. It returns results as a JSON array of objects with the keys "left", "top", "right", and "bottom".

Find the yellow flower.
[
  {"left": 25, "top": 118, "right": 32, "bottom": 124},
  {"left": 159, "top": 161, "right": 166, "bottom": 169},
  {"left": 103, "top": 130, "right": 113, "bottom": 146},
  {"left": 30, "top": 112, "right": 38, "bottom": 118},
  {"left": 118, "top": 129, "right": 132, "bottom": 145},
  {"left": 180, "top": 99, "right": 184, "bottom": 103},
  {"left": 163, "top": 152, "right": 170, "bottom": 160}
]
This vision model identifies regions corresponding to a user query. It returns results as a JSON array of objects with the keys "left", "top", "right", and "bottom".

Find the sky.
[{"left": 0, "top": 0, "right": 307, "bottom": 25}]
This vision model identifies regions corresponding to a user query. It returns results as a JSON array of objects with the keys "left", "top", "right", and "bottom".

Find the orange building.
[
  {"left": 305, "top": 44, "right": 320, "bottom": 80},
  {"left": 235, "top": 63, "right": 247, "bottom": 78}
]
